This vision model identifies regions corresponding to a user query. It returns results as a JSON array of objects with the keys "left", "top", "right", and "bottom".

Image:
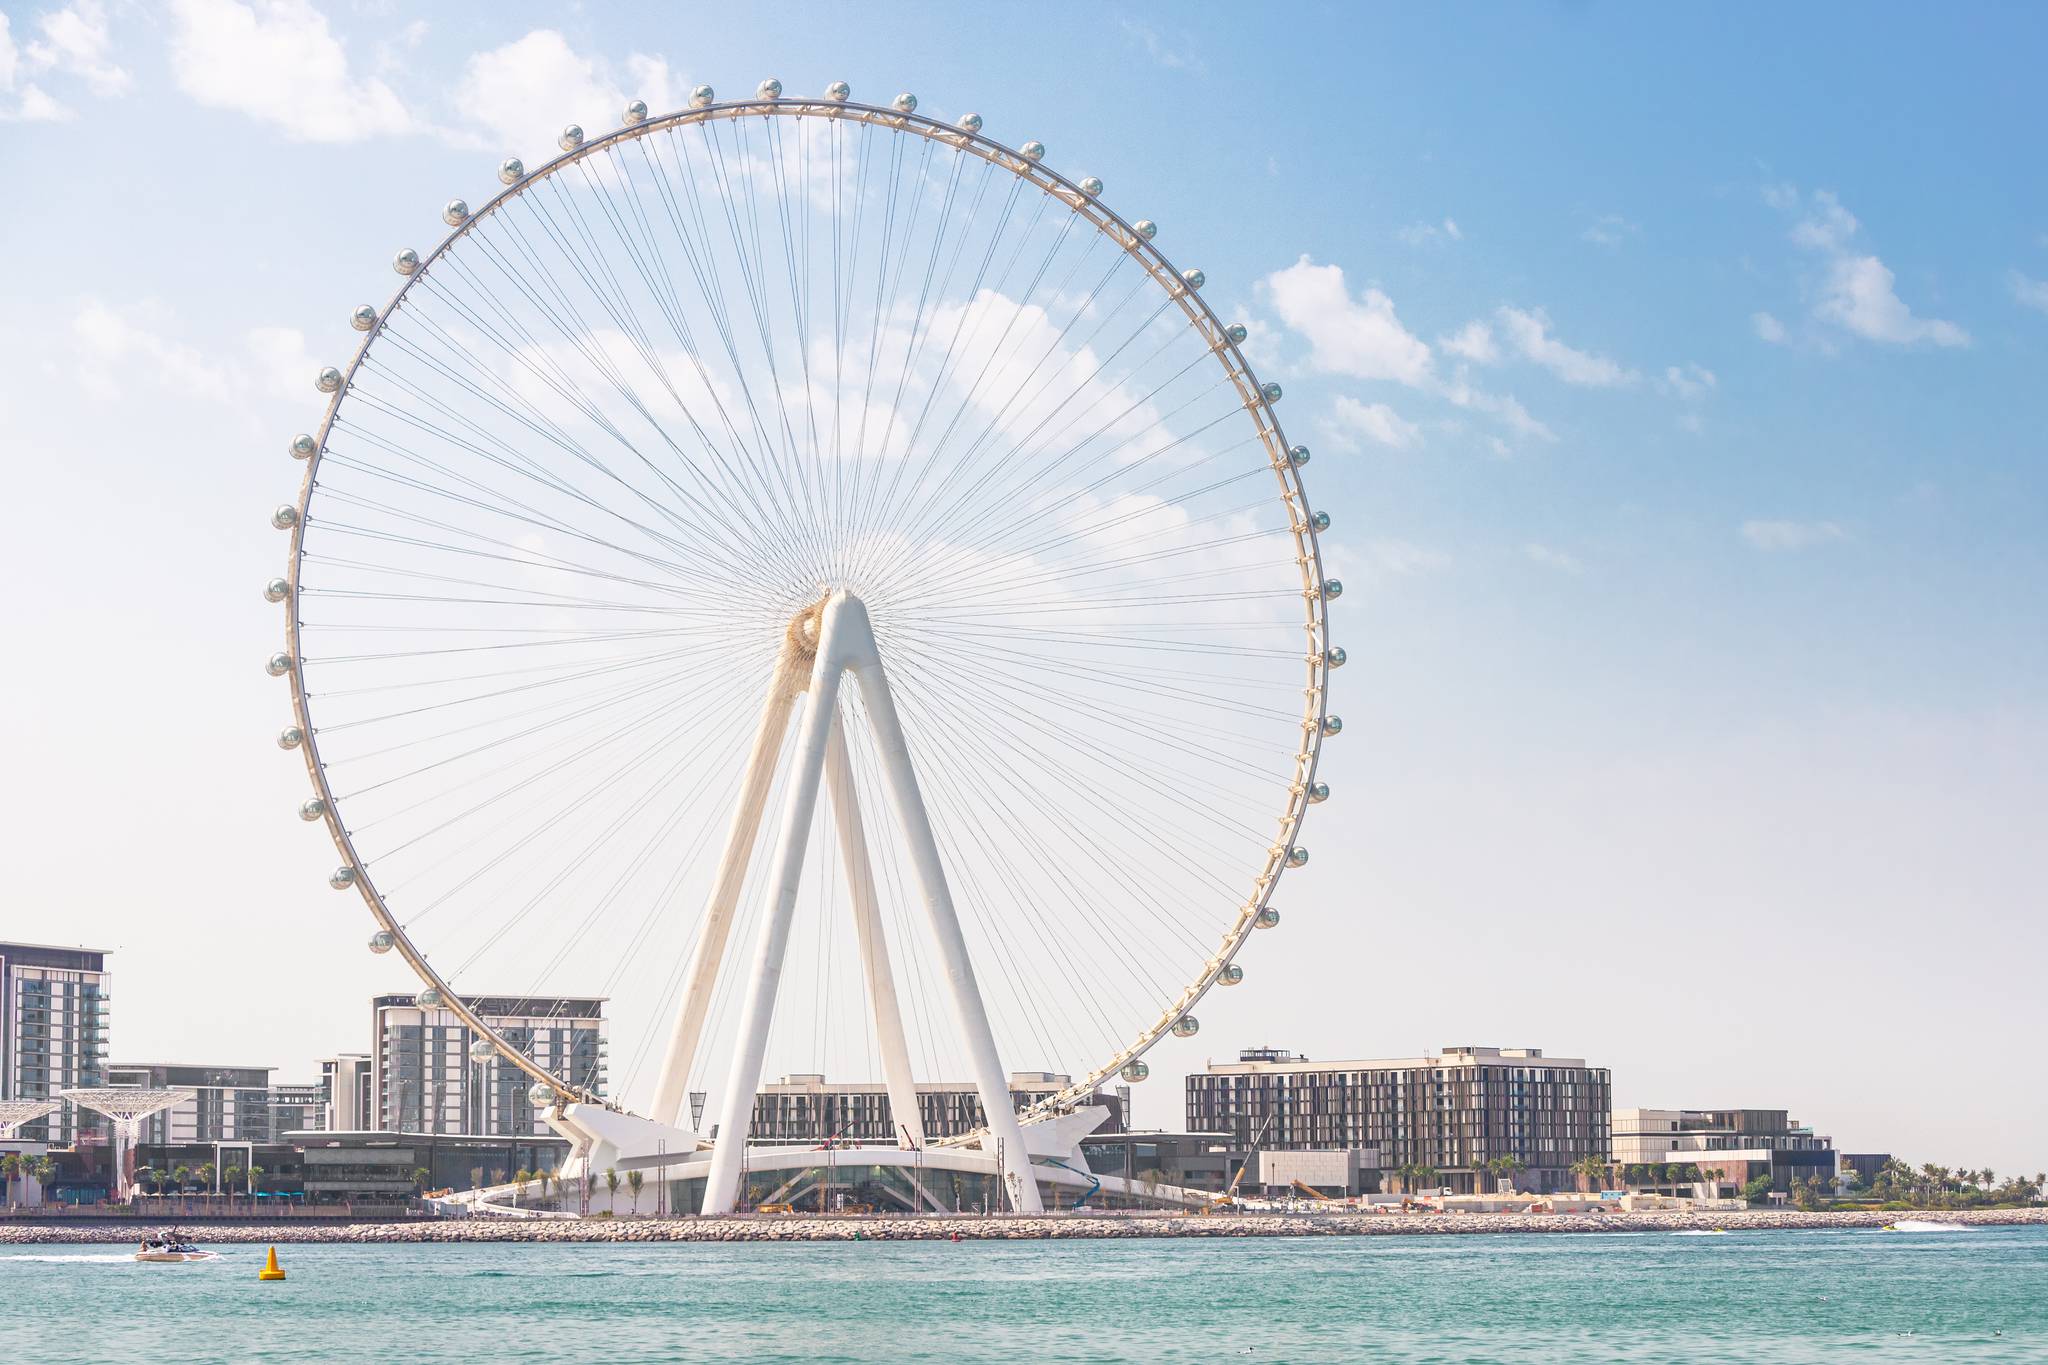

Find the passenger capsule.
[
  {"left": 1078, "top": 176, "right": 1103, "bottom": 197},
  {"left": 1120, "top": 1060, "right": 1150, "bottom": 1083},
  {"left": 1321, "top": 715, "right": 1343, "bottom": 737},
  {"left": 558, "top": 124, "right": 584, "bottom": 151},
  {"left": 1261, "top": 381, "right": 1283, "bottom": 403},
  {"left": 527, "top": 1082, "right": 558, "bottom": 1107},
  {"left": 1172, "top": 1016, "right": 1200, "bottom": 1039},
  {"left": 266, "top": 652, "right": 294, "bottom": 677},
  {"left": 622, "top": 99, "right": 648, "bottom": 126},
  {"left": 1218, "top": 963, "right": 1245, "bottom": 987},
  {"left": 277, "top": 725, "right": 304, "bottom": 750},
  {"left": 1020, "top": 140, "right": 1045, "bottom": 162},
  {"left": 350, "top": 304, "right": 377, "bottom": 332},
  {"left": 1323, "top": 579, "right": 1343, "bottom": 600},
  {"left": 329, "top": 864, "right": 358, "bottom": 889},
  {"left": 757, "top": 78, "right": 782, "bottom": 99},
  {"left": 690, "top": 84, "right": 714, "bottom": 108},
  {"left": 826, "top": 81, "right": 851, "bottom": 103},
  {"left": 1181, "top": 267, "right": 1205, "bottom": 291},
  {"left": 1288, "top": 445, "right": 1310, "bottom": 467},
  {"left": 1307, "top": 781, "right": 1330, "bottom": 804},
  {"left": 472, "top": 1038, "right": 497, "bottom": 1060},
  {"left": 298, "top": 797, "right": 326, "bottom": 822},
  {"left": 289, "top": 433, "right": 317, "bottom": 459},
  {"left": 1256, "top": 907, "right": 1282, "bottom": 929},
  {"left": 315, "top": 367, "right": 343, "bottom": 393},
  {"left": 1325, "top": 646, "right": 1347, "bottom": 668},
  {"left": 498, "top": 157, "right": 525, "bottom": 185},
  {"left": 891, "top": 92, "right": 917, "bottom": 114},
  {"left": 1310, "top": 510, "right": 1331, "bottom": 532},
  {"left": 392, "top": 248, "right": 419, "bottom": 276},
  {"left": 1225, "top": 323, "right": 1248, "bottom": 344},
  {"left": 444, "top": 198, "right": 470, "bottom": 226},
  {"left": 956, "top": 111, "right": 982, "bottom": 132},
  {"left": 1286, "top": 846, "right": 1310, "bottom": 868},
  {"left": 368, "top": 929, "right": 395, "bottom": 954},
  {"left": 271, "top": 505, "right": 299, "bottom": 531},
  {"left": 1132, "top": 219, "right": 1157, "bottom": 240},
  {"left": 417, "top": 986, "right": 443, "bottom": 1009}
]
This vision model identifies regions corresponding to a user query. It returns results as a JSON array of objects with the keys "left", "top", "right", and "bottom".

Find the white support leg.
[
  {"left": 824, "top": 710, "right": 927, "bottom": 1150},
  {"left": 647, "top": 637, "right": 809, "bottom": 1130},
  {"left": 701, "top": 601, "right": 854, "bottom": 1215},
  {"left": 847, "top": 612, "right": 1044, "bottom": 1213}
]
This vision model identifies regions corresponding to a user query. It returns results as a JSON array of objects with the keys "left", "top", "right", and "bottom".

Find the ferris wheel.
[{"left": 266, "top": 80, "right": 1339, "bottom": 1214}]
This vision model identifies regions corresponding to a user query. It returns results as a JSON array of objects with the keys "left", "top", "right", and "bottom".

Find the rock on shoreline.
[{"left": 3, "top": 1208, "right": 2043, "bottom": 1245}]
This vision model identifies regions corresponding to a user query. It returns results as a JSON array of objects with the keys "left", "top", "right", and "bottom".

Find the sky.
[{"left": 1, "top": 1, "right": 2044, "bottom": 1171}]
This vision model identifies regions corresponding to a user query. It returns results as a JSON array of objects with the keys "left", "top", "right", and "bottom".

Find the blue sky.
[{"left": 2, "top": 1, "right": 2043, "bottom": 1169}]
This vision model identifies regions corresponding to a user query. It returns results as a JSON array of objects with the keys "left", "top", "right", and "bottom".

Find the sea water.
[{"left": 4, "top": 1224, "right": 2045, "bottom": 1362}]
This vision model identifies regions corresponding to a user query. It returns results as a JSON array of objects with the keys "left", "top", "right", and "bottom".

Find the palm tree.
[
  {"left": 469, "top": 1166, "right": 484, "bottom": 1194},
  {"left": 171, "top": 1164, "right": 191, "bottom": 1196},
  {"left": 627, "top": 1169, "right": 645, "bottom": 1215},
  {"left": 538, "top": 1169, "right": 553, "bottom": 1205},
  {"left": 604, "top": 1166, "right": 621, "bottom": 1213},
  {"left": 32, "top": 1156, "right": 55, "bottom": 1201},
  {"left": 196, "top": 1162, "right": 217, "bottom": 1198},
  {"left": 413, "top": 1167, "right": 432, "bottom": 1195},
  {"left": 513, "top": 1168, "right": 532, "bottom": 1206},
  {"left": 1, "top": 1153, "right": 21, "bottom": 1204}
]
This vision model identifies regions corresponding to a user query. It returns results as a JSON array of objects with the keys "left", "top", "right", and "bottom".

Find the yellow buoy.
[{"left": 258, "top": 1246, "right": 286, "bottom": 1281}]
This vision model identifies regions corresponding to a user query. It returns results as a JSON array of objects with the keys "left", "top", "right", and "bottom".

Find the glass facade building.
[
  {"left": 372, "top": 993, "right": 605, "bottom": 1137},
  {"left": 0, "top": 942, "right": 110, "bottom": 1146}
]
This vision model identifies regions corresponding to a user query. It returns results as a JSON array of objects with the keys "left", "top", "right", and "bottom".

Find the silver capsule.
[
  {"left": 1172, "top": 1016, "right": 1201, "bottom": 1038},
  {"left": 1181, "top": 268, "right": 1205, "bottom": 291},
  {"left": 350, "top": 304, "right": 377, "bottom": 332},
  {"left": 1078, "top": 176, "right": 1103, "bottom": 197},
  {"left": 956, "top": 111, "right": 982, "bottom": 132},
  {"left": 1225, "top": 323, "right": 1248, "bottom": 345},
  {"left": 1325, "top": 646, "right": 1347, "bottom": 668},
  {"left": 1261, "top": 381, "right": 1283, "bottom": 403},
  {"left": 1288, "top": 445, "right": 1311, "bottom": 467},
  {"left": 368, "top": 929, "right": 395, "bottom": 954},
  {"left": 417, "top": 986, "right": 443, "bottom": 1009},
  {"left": 315, "top": 367, "right": 343, "bottom": 393},
  {"left": 392, "top": 248, "right": 419, "bottom": 276},
  {"left": 1286, "top": 846, "right": 1310, "bottom": 868},
  {"left": 623, "top": 99, "right": 648, "bottom": 126},
  {"left": 690, "top": 84, "right": 714, "bottom": 108},
  {"left": 1311, "top": 510, "right": 1331, "bottom": 533},
  {"left": 1256, "top": 907, "right": 1282, "bottom": 929},
  {"left": 757, "top": 78, "right": 782, "bottom": 99},
  {"left": 891, "top": 92, "right": 917, "bottom": 114},
  {"left": 266, "top": 652, "right": 294, "bottom": 677},
  {"left": 558, "top": 124, "right": 584, "bottom": 151},
  {"left": 498, "top": 157, "right": 525, "bottom": 184},
  {"left": 1020, "top": 139, "right": 1045, "bottom": 162},
  {"left": 1132, "top": 218, "right": 1157, "bottom": 240},
  {"left": 329, "top": 864, "right": 358, "bottom": 889},
  {"left": 826, "top": 81, "right": 851, "bottom": 102},
  {"left": 1218, "top": 963, "right": 1245, "bottom": 986},
  {"left": 264, "top": 577, "right": 290, "bottom": 603},
  {"left": 527, "top": 1082, "right": 558, "bottom": 1107},
  {"left": 277, "top": 725, "right": 305, "bottom": 750},
  {"left": 299, "top": 797, "right": 327, "bottom": 822},
  {"left": 1321, "top": 715, "right": 1343, "bottom": 737},
  {"left": 1323, "top": 579, "right": 1343, "bottom": 600},
  {"left": 289, "top": 432, "right": 317, "bottom": 459},
  {"left": 1307, "top": 781, "right": 1331, "bottom": 804},
  {"left": 443, "top": 198, "right": 470, "bottom": 226},
  {"left": 472, "top": 1037, "right": 497, "bottom": 1060},
  {"left": 271, "top": 505, "right": 299, "bottom": 531},
  {"left": 1120, "top": 1060, "right": 1150, "bottom": 1083}
]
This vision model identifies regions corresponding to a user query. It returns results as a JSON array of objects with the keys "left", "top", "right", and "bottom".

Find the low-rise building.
[
  {"left": 1612, "top": 1107, "right": 1837, "bottom": 1193},
  {"left": 1079, "top": 1131, "right": 1243, "bottom": 1196},
  {"left": 1188, "top": 1044, "right": 1611, "bottom": 1194},
  {"left": 746, "top": 1072, "right": 1121, "bottom": 1145}
]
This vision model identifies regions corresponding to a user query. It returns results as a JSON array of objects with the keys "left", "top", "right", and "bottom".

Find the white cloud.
[
  {"left": 246, "top": 325, "right": 316, "bottom": 401},
  {"left": 1752, "top": 311, "right": 1788, "bottom": 345},
  {"left": 1398, "top": 218, "right": 1463, "bottom": 247},
  {"left": 1772, "top": 186, "right": 1968, "bottom": 348},
  {"left": 1659, "top": 363, "right": 1717, "bottom": 401},
  {"left": 1523, "top": 542, "right": 1582, "bottom": 574},
  {"left": 1439, "top": 370, "right": 1555, "bottom": 444},
  {"left": 1118, "top": 18, "right": 1205, "bottom": 74},
  {"left": 1740, "top": 519, "right": 1847, "bottom": 552},
  {"left": 452, "top": 29, "right": 676, "bottom": 155},
  {"left": 70, "top": 300, "right": 236, "bottom": 403},
  {"left": 1439, "top": 320, "right": 1498, "bottom": 364},
  {"left": 25, "top": 1, "right": 129, "bottom": 96},
  {"left": 2013, "top": 273, "right": 2048, "bottom": 315},
  {"left": 1582, "top": 214, "right": 1638, "bottom": 248},
  {"left": 1321, "top": 396, "right": 1419, "bottom": 452},
  {"left": 167, "top": 0, "right": 411, "bottom": 142},
  {"left": 1262, "top": 256, "right": 1434, "bottom": 388},
  {"left": 1495, "top": 306, "right": 1636, "bottom": 386}
]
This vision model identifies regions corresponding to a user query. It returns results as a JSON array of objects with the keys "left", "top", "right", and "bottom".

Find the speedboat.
[{"left": 135, "top": 1233, "right": 219, "bottom": 1263}]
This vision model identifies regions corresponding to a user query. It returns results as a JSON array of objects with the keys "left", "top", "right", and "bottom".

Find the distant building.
[
  {"left": 289, "top": 1129, "right": 571, "bottom": 1206},
  {"left": 1080, "top": 1131, "right": 1244, "bottom": 1196},
  {"left": 318, "top": 1054, "right": 374, "bottom": 1133},
  {"left": 1611, "top": 1107, "right": 1837, "bottom": 1193},
  {"left": 371, "top": 994, "right": 605, "bottom": 1137},
  {"left": 747, "top": 1072, "right": 1120, "bottom": 1144},
  {"left": 1839, "top": 1152, "right": 1893, "bottom": 1190},
  {"left": 0, "top": 942, "right": 111, "bottom": 1146},
  {"left": 1187, "top": 1044, "right": 1612, "bottom": 1194},
  {"left": 109, "top": 1063, "right": 328, "bottom": 1145}
]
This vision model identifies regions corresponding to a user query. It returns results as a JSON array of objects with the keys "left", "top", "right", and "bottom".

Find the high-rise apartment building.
[
  {"left": 371, "top": 994, "right": 605, "bottom": 1136},
  {"left": 109, "top": 1063, "right": 328, "bottom": 1144},
  {"left": 1187, "top": 1044, "right": 1612, "bottom": 1193},
  {"left": 317, "top": 1054, "right": 374, "bottom": 1132},
  {"left": 0, "top": 942, "right": 111, "bottom": 1145},
  {"left": 745, "top": 1071, "right": 1118, "bottom": 1145}
]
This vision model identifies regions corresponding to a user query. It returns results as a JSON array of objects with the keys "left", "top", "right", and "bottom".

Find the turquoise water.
[{"left": 4, "top": 1225, "right": 2046, "bottom": 1362}]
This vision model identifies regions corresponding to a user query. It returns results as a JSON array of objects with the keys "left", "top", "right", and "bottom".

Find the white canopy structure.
[
  {"left": 60, "top": 1089, "right": 191, "bottom": 1199},
  {"left": 0, "top": 1099, "right": 63, "bottom": 1137}
]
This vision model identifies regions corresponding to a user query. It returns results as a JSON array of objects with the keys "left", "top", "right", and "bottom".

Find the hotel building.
[
  {"left": 371, "top": 993, "right": 605, "bottom": 1137},
  {"left": 0, "top": 941, "right": 111, "bottom": 1146},
  {"left": 1187, "top": 1044, "right": 1612, "bottom": 1194},
  {"left": 1612, "top": 1107, "right": 1837, "bottom": 1193}
]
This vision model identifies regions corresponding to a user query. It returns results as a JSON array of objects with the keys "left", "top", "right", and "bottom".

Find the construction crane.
[
  {"left": 1290, "top": 1179, "right": 1335, "bottom": 1202},
  {"left": 1208, "top": 1115, "right": 1276, "bottom": 1210}
]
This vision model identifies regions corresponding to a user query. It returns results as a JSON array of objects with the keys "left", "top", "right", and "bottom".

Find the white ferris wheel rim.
[{"left": 272, "top": 89, "right": 1336, "bottom": 1123}]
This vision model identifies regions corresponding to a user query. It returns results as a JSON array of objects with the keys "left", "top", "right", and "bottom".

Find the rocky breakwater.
[{"left": 3, "top": 1207, "right": 2044, "bottom": 1245}]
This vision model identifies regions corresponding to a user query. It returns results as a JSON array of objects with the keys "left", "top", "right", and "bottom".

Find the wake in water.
[
  {"left": 1884, "top": 1220, "right": 1969, "bottom": 1233},
  {"left": 0, "top": 1254, "right": 140, "bottom": 1264}
]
